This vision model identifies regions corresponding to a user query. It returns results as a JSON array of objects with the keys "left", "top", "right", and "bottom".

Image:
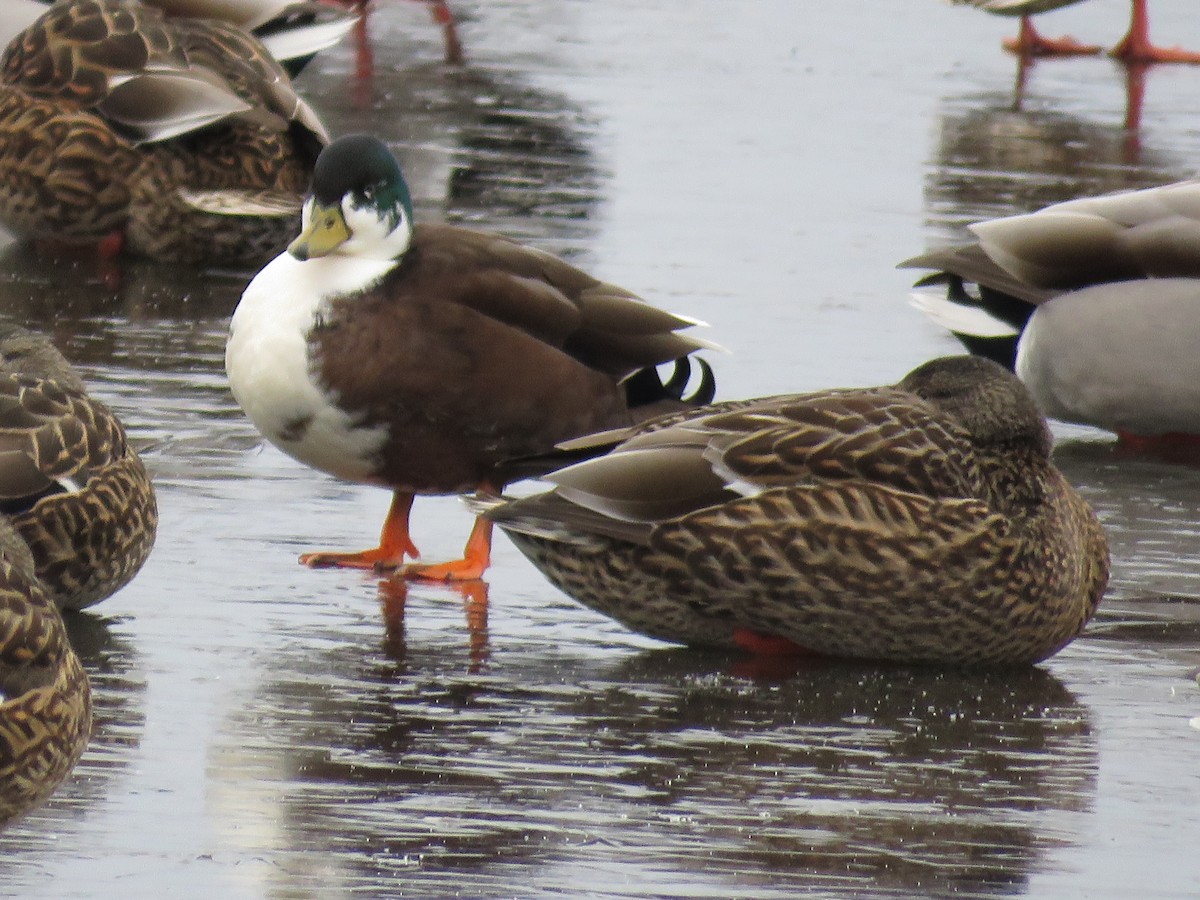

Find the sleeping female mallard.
[
  {"left": 0, "top": 513, "right": 90, "bottom": 828},
  {"left": 474, "top": 356, "right": 1109, "bottom": 667},
  {"left": 0, "top": 0, "right": 329, "bottom": 265},
  {"left": 226, "top": 133, "right": 717, "bottom": 582},
  {"left": 905, "top": 178, "right": 1200, "bottom": 443},
  {"left": 953, "top": 0, "right": 1200, "bottom": 63},
  {"left": 0, "top": 324, "right": 157, "bottom": 610}
]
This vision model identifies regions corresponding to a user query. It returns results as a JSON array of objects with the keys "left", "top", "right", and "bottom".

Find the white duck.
[{"left": 905, "top": 178, "right": 1200, "bottom": 443}]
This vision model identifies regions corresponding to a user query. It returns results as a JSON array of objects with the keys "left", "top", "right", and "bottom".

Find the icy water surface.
[{"left": 2, "top": 0, "right": 1200, "bottom": 896}]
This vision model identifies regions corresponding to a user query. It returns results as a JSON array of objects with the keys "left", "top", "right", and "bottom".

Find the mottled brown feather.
[
  {"left": 0, "top": 516, "right": 90, "bottom": 829},
  {"left": 0, "top": 326, "right": 157, "bottom": 610},
  {"left": 0, "top": 0, "right": 325, "bottom": 265}
]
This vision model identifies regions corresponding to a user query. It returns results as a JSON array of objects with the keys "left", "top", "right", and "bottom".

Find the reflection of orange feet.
[
  {"left": 402, "top": 516, "right": 492, "bottom": 582},
  {"left": 1003, "top": 17, "right": 1100, "bottom": 57},
  {"left": 377, "top": 577, "right": 409, "bottom": 659}
]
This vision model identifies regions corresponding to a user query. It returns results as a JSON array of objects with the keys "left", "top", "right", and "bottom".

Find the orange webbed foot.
[
  {"left": 1003, "top": 17, "right": 1100, "bottom": 58},
  {"left": 402, "top": 517, "right": 492, "bottom": 582},
  {"left": 300, "top": 542, "right": 417, "bottom": 570},
  {"left": 300, "top": 492, "right": 419, "bottom": 570}
]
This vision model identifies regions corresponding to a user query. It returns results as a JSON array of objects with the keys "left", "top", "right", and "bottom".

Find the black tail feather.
[{"left": 623, "top": 357, "right": 716, "bottom": 410}]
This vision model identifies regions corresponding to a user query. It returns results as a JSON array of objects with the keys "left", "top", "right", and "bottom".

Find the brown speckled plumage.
[
  {"left": 0, "top": 324, "right": 157, "bottom": 610},
  {"left": 0, "top": 0, "right": 327, "bottom": 265},
  {"left": 479, "top": 356, "right": 1109, "bottom": 666},
  {"left": 0, "top": 515, "right": 90, "bottom": 828}
]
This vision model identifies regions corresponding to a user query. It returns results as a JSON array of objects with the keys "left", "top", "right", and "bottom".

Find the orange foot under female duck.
[
  {"left": 905, "top": 178, "right": 1200, "bottom": 445},
  {"left": 0, "top": 324, "right": 158, "bottom": 610},
  {"left": 954, "top": 0, "right": 1200, "bottom": 63},
  {"left": 0, "top": 513, "right": 90, "bottom": 829},
  {"left": 226, "top": 134, "right": 718, "bottom": 582},
  {"left": 475, "top": 356, "right": 1109, "bottom": 667},
  {"left": 0, "top": 0, "right": 330, "bottom": 266}
]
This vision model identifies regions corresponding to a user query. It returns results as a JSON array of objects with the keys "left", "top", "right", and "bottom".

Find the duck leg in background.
[
  {"left": 1110, "top": 0, "right": 1200, "bottom": 64},
  {"left": 421, "top": 0, "right": 463, "bottom": 64},
  {"left": 1004, "top": 14, "right": 1100, "bottom": 57}
]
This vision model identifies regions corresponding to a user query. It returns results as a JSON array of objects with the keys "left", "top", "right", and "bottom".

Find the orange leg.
[
  {"left": 1110, "top": 0, "right": 1200, "bottom": 64},
  {"left": 1003, "top": 15, "right": 1100, "bottom": 58},
  {"left": 403, "top": 515, "right": 493, "bottom": 582},
  {"left": 732, "top": 628, "right": 817, "bottom": 657},
  {"left": 300, "top": 491, "right": 421, "bottom": 569}
]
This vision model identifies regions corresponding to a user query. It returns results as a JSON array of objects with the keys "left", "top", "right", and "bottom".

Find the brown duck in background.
[
  {"left": 0, "top": 513, "right": 90, "bottom": 829},
  {"left": 475, "top": 356, "right": 1109, "bottom": 667},
  {"left": 0, "top": 0, "right": 330, "bottom": 266},
  {"left": 6, "top": 0, "right": 358, "bottom": 75},
  {"left": 0, "top": 324, "right": 157, "bottom": 610},
  {"left": 226, "top": 134, "right": 718, "bottom": 582}
]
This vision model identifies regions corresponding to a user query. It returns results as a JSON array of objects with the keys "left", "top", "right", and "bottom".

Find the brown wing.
[
  {"left": 648, "top": 481, "right": 1008, "bottom": 604},
  {"left": 541, "top": 388, "right": 985, "bottom": 525},
  {"left": 404, "top": 225, "right": 712, "bottom": 376},
  {"left": 314, "top": 224, "right": 713, "bottom": 485},
  {"left": 1, "top": 0, "right": 184, "bottom": 107},
  {"left": 171, "top": 15, "right": 328, "bottom": 150},
  {"left": 697, "top": 389, "right": 981, "bottom": 498},
  {"left": 0, "top": 376, "right": 128, "bottom": 507},
  {"left": 902, "top": 244, "right": 1057, "bottom": 307},
  {"left": 0, "top": 374, "right": 156, "bottom": 610}
]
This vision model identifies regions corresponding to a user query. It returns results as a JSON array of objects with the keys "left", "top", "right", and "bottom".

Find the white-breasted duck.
[{"left": 226, "top": 133, "right": 717, "bottom": 581}]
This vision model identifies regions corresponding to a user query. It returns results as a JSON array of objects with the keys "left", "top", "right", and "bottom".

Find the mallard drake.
[
  {"left": 474, "top": 356, "right": 1109, "bottom": 666},
  {"left": 226, "top": 133, "right": 718, "bottom": 581},
  {"left": 0, "top": 513, "right": 90, "bottom": 829},
  {"left": 954, "top": 0, "right": 1200, "bottom": 63},
  {"left": 904, "top": 179, "right": 1200, "bottom": 441},
  {"left": 0, "top": 0, "right": 330, "bottom": 266},
  {"left": 0, "top": 324, "right": 157, "bottom": 610}
]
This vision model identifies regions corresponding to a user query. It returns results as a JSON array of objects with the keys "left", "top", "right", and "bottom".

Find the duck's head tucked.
[
  {"left": 899, "top": 355, "right": 1052, "bottom": 457},
  {"left": 289, "top": 134, "right": 414, "bottom": 262}
]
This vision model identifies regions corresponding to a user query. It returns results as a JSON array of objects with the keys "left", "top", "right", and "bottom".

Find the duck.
[
  {"left": 472, "top": 356, "right": 1109, "bottom": 667},
  {"left": 0, "top": 0, "right": 330, "bottom": 266},
  {"left": 0, "top": 324, "right": 158, "bottom": 610},
  {"left": 7, "top": 0, "right": 358, "bottom": 75},
  {"left": 904, "top": 178, "right": 1200, "bottom": 442},
  {"left": 953, "top": 0, "right": 1200, "bottom": 64},
  {"left": 226, "top": 133, "right": 719, "bottom": 582},
  {"left": 0, "top": 512, "right": 91, "bottom": 829}
]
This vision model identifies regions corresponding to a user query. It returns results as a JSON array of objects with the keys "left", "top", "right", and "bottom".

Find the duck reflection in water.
[{"left": 378, "top": 578, "right": 489, "bottom": 672}]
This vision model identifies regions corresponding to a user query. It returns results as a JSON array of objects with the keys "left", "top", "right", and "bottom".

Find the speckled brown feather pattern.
[
  {"left": 0, "top": 374, "right": 157, "bottom": 610},
  {"left": 312, "top": 223, "right": 713, "bottom": 494},
  {"left": 0, "top": 518, "right": 90, "bottom": 828},
  {"left": 0, "top": 0, "right": 325, "bottom": 264},
  {"left": 0, "top": 326, "right": 157, "bottom": 611},
  {"left": 483, "top": 357, "right": 1109, "bottom": 666}
]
